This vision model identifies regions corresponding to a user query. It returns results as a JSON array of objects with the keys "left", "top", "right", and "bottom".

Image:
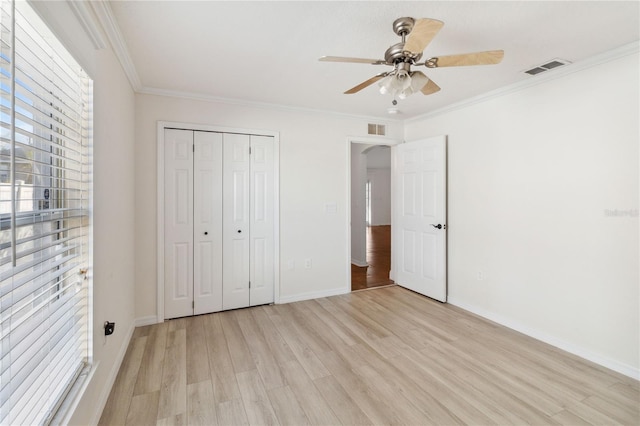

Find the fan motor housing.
[{"left": 385, "top": 42, "right": 423, "bottom": 64}]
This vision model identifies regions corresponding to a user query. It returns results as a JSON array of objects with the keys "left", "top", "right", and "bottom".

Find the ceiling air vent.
[
  {"left": 524, "top": 58, "right": 571, "bottom": 76},
  {"left": 368, "top": 123, "right": 386, "bottom": 136}
]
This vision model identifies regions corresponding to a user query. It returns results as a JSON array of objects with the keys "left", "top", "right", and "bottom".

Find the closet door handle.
[
  {"left": 204, "top": 232, "right": 208, "bottom": 235},
  {"left": 237, "top": 230, "right": 242, "bottom": 233}
]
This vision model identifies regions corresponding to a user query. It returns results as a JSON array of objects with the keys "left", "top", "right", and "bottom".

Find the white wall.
[
  {"left": 405, "top": 52, "right": 640, "bottom": 376},
  {"left": 29, "top": 2, "right": 138, "bottom": 424},
  {"left": 134, "top": 95, "right": 402, "bottom": 317},
  {"left": 366, "top": 147, "right": 391, "bottom": 226}
]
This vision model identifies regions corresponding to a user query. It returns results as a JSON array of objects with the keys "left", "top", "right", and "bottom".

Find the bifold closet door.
[
  {"left": 165, "top": 129, "right": 223, "bottom": 318},
  {"left": 222, "top": 133, "right": 275, "bottom": 310},
  {"left": 248, "top": 135, "right": 275, "bottom": 307},
  {"left": 193, "top": 131, "right": 223, "bottom": 314},
  {"left": 165, "top": 129, "right": 275, "bottom": 317},
  {"left": 164, "top": 129, "right": 195, "bottom": 319}
]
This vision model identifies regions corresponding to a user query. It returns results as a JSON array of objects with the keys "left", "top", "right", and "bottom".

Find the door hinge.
[
  {"left": 249, "top": 146, "right": 251, "bottom": 155},
  {"left": 192, "top": 301, "right": 194, "bottom": 308},
  {"left": 249, "top": 281, "right": 251, "bottom": 289}
]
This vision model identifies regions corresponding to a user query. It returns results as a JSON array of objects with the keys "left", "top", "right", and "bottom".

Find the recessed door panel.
[
  {"left": 172, "top": 243, "right": 190, "bottom": 299},
  {"left": 402, "top": 230, "right": 416, "bottom": 273},
  {"left": 164, "top": 129, "right": 194, "bottom": 319},
  {"left": 422, "top": 232, "right": 437, "bottom": 281},
  {"left": 402, "top": 172, "right": 417, "bottom": 216},
  {"left": 194, "top": 131, "right": 223, "bottom": 314},
  {"left": 223, "top": 133, "right": 251, "bottom": 310},
  {"left": 249, "top": 135, "right": 275, "bottom": 306},
  {"left": 422, "top": 171, "right": 437, "bottom": 219}
]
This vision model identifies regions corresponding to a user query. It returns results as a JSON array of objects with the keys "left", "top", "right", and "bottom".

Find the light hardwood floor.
[
  {"left": 351, "top": 225, "right": 393, "bottom": 291},
  {"left": 99, "top": 286, "right": 639, "bottom": 425}
]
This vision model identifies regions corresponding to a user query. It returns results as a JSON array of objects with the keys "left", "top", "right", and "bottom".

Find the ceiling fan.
[{"left": 319, "top": 17, "right": 504, "bottom": 101}]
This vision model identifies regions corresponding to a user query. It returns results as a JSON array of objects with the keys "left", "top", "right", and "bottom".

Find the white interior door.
[
  {"left": 393, "top": 136, "right": 447, "bottom": 302},
  {"left": 164, "top": 129, "right": 194, "bottom": 318},
  {"left": 249, "top": 135, "right": 275, "bottom": 306},
  {"left": 193, "top": 131, "right": 223, "bottom": 314},
  {"left": 223, "top": 133, "right": 251, "bottom": 310}
]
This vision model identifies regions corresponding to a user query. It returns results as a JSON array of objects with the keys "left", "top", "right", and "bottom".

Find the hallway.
[{"left": 351, "top": 225, "right": 393, "bottom": 291}]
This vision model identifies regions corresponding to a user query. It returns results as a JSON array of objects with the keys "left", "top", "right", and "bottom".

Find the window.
[{"left": 0, "top": 0, "right": 92, "bottom": 424}]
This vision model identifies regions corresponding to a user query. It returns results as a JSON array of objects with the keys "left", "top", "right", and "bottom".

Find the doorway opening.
[{"left": 351, "top": 143, "right": 393, "bottom": 291}]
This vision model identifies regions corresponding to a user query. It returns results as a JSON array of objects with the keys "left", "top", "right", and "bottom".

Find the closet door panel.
[
  {"left": 223, "top": 133, "right": 251, "bottom": 310},
  {"left": 164, "top": 129, "right": 194, "bottom": 319},
  {"left": 249, "top": 135, "right": 275, "bottom": 306},
  {"left": 194, "top": 131, "right": 223, "bottom": 314}
]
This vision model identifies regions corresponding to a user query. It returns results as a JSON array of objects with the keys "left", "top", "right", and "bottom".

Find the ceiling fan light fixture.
[
  {"left": 379, "top": 65, "right": 413, "bottom": 97},
  {"left": 379, "top": 69, "right": 429, "bottom": 100}
]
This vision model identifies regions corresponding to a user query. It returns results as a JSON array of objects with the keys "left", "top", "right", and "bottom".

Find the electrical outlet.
[
  {"left": 104, "top": 321, "right": 115, "bottom": 336},
  {"left": 304, "top": 258, "right": 312, "bottom": 269},
  {"left": 477, "top": 271, "right": 484, "bottom": 281}
]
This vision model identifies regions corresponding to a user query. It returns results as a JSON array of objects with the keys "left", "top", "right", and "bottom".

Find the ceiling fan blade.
[
  {"left": 344, "top": 73, "right": 388, "bottom": 94},
  {"left": 427, "top": 50, "right": 504, "bottom": 68},
  {"left": 414, "top": 72, "right": 440, "bottom": 95},
  {"left": 319, "top": 56, "right": 386, "bottom": 65},
  {"left": 403, "top": 18, "right": 444, "bottom": 55}
]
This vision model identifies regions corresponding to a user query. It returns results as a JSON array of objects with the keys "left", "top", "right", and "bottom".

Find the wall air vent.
[
  {"left": 524, "top": 58, "right": 572, "bottom": 76},
  {"left": 368, "top": 123, "right": 386, "bottom": 136}
]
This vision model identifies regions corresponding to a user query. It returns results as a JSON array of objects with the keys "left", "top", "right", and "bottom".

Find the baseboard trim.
[
  {"left": 278, "top": 287, "right": 349, "bottom": 304},
  {"left": 88, "top": 321, "right": 136, "bottom": 425},
  {"left": 135, "top": 315, "right": 159, "bottom": 327},
  {"left": 351, "top": 259, "right": 368, "bottom": 267},
  {"left": 448, "top": 297, "right": 640, "bottom": 380}
]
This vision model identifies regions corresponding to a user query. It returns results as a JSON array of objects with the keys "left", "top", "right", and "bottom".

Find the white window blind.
[{"left": 0, "top": 0, "right": 92, "bottom": 424}]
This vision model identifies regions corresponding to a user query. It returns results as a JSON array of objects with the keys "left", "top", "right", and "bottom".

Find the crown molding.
[
  {"left": 66, "top": 1, "right": 106, "bottom": 50},
  {"left": 137, "top": 86, "right": 403, "bottom": 124},
  {"left": 405, "top": 40, "right": 640, "bottom": 124},
  {"left": 90, "top": 0, "right": 141, "bottom": 91}
]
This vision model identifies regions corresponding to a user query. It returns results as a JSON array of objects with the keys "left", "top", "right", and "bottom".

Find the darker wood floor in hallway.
[{"left": 351, "top": 225, "right": 393, "bottom": 291}]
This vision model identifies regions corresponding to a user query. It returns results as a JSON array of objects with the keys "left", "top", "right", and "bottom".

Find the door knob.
[
  {"left": 204, "top": 232, "right": 208, "bottom": 235},
  {"left": 431, "top": 224, "right": 445, "bottom": 229},
  {"left": 237, "top": 230, "right": 242, "bottom": 233}
]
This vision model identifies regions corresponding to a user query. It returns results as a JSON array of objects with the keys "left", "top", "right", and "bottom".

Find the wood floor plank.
[
  {"left": 99, "top": 335, "right": 148, "bottom": 426},
  {"left": 251, "top": 306, "right": 297, "bottom": 365},
  {"left": 272, "top": 303, "right": 333, "bottom": 354},
  {"left": 298, "top": 298, "right": 365, "bottom": 346},
  {"left": 203, "top": 314, "right": 241, "bottom": 402},
  {"left": 125, "top": 391, "right": 159, "bottom": 426},
  {"left": 267, "top": 312, "right": 330, "bottom": 380},
  {"left": 267, "top": 385, "right": 310, "bottom": 425},
  {"left": 236, "top": 369, "right": 280, "bottom": 425},
  {"left": 313, "top": 375, "right": 373, "bottom": 425},
  {"left": 351, "top": 343, "right": 466, "bottom": 425},
  {"left": 279, "top": 359, "right": 341, "bottom": 425},
  {"left": 156, "top": 413, "right": 186, "bottom": 426},
  {"left": 236, "top": 308, "right": 286, "bottom": 390},
  {"left": 289, "top": 300, "right": 363, "bottom": 349},
  {"left": 186, "top": 316, "right": 211, "bottom": 385},
  {"left": 217, "top": 398, "right": 249, "bottom": 426},
  {"left": 219, "top": 311, "right": 256, "bottom": 373},
  {"left": 157, "top": 329, "right": 187, "bottom": 420},
  {"left": 315, "top": 349, "right": 398, "bottom": 424},
  {"left": 186, "top": 380, "right": 218, "bottom": 426},
  {"left": 134, "top": 322, "right": 169, "bottom": 396}
]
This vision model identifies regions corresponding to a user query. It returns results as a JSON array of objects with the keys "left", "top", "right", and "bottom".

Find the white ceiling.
[{"left": 108, "top": 1, "right": 639, "bottom": 119}]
